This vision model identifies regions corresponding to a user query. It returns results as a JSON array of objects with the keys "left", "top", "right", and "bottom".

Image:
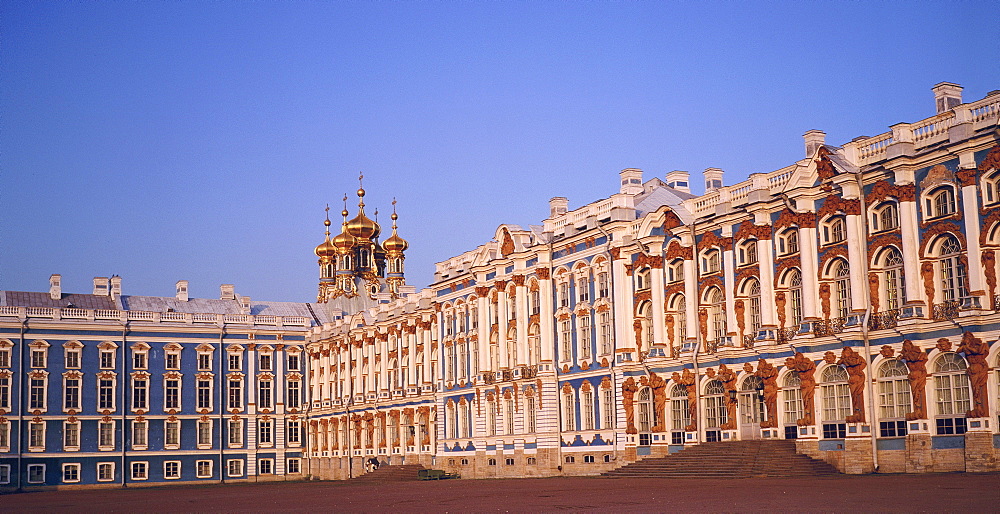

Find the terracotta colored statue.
[
  {"left": 718, "top": 364, "right": 738, "bottom": 430},
  {"left": 622, "top": 377, "right": 638, "bottom": 434},
  {"left": 958, "top": 332, "right": 991, "bottom": 418},
  {"left": 900, "top": 340, "right": 927, "bottom": 420},
  {"left": 785, "top": 352, "right": 816, "bottom": 426},
  {"left": 755, "top": 359, "right": 779, "bottom": 429},
  {"left": 673, "top": 369, "right": 698, "bottom": 431},
  {"left": 648, "top": 373, "right": 668, "bottom": 432},
  {"left": 839, "top": 347, "right": 867, "bottom": 423}
]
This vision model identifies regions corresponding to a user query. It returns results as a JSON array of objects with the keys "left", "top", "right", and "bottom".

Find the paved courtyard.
[{"left": 3, "top": 473, "right": 997, "bottom": 512}]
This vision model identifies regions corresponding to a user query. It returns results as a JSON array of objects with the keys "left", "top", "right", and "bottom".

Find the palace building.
[{"left": 2, "top": 82, "right": 999, "bottom": 489}]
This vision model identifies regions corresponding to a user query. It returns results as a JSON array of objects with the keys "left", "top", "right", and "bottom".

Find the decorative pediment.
[
  {"left": 919, "top": 164, "right": 957, "bottom": 190},
  {"left": 63, "top": 340, "right": 84, "bottom": 349},
  {"left": 97, "top": 341, "right": 118, "bottom": 350}
]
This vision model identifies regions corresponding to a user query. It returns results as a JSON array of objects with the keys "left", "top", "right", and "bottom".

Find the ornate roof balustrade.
[{"left": 0, "top": 305, "right": 310, "bottom": 327}]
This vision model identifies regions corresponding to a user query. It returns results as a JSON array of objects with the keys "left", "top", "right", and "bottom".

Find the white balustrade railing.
[
  {"left": 857, "top": 131, "right": 894, "bottom": 165},
  {"left": 969, "top": 95, "right": 1000, "bottom": 129},
  {"left": 0, "top": 304, "right": 312, "bottom": 327},
  {"left": 61, "top": 308, "right": 88, "bottom": 319},
  {"left": 911, "top": 112, "right": 953, "bottom": 148}
]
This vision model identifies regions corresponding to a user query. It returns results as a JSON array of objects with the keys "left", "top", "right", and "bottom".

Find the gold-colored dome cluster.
[{"left": 346, "top": 186, "right": 381, "bottom": 241}]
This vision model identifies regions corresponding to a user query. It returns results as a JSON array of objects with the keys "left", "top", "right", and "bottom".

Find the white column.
[
  {"left": 757, "top": 237, "right": 776, "bottom": 327},
  {"left": 407, "top": 330, "right": 417, "bottom": 387},
  {"left": 611, "top": 254, "right": 634, "bottom": 355},
  {"left": 961, "top": 181, "right": 985, "bottom": 303},
  {"left": 422, "top": 323, "right": 432, "bottom": 385},
  {"left": 722, "top": 248, "right": 737, "bottom": 337},
  {"left": 477, "top": 293, "right": 490, "bottom": 372},
  {"left": 380, "top": 335, "right": 389, "bottom": 392},
  {"left": 497, "top": 287, "right": 509, "bottom": 369},
  {"left": 799, "top": 226, "right": 820, "bottom": 320},
  {"left": 845, "top": 213, "right": 866, "bottom": 312},
  {"left": 515, "top": 280, "right": 528, "bottom": 366},
  {"left": 538, "top": 273, "right": 555, "bottom": 364}
]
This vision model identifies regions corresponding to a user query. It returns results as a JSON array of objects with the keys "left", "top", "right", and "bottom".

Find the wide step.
[
  {"left": 350, "top": 464, "right": 427, "bottom": 482},
  {"left": 602, "top": 440, "right": 840, "bottom": 479}
]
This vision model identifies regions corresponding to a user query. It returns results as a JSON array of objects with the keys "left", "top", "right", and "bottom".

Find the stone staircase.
[
  {"left": 349, "top": 464, "right": 427, "bottom": 483},
  {"left": 603, "top": 440, "right": 840, "bottom": 479}
]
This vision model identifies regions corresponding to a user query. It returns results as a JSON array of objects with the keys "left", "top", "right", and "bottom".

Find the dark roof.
[{"left": 2, "top": 291, "right": 118, "bottom": 310}]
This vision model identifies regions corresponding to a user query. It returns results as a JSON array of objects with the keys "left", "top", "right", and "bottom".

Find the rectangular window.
[
  {"left": 165, "top": 379, "right": 181, "bottom": 410},
  {"left": 259, "top": 420, "right": 273, "bottom": 445},
  {"left": 196, "top": 460, "right": 213, "bottom": 479},
  {"left": 165, "top": 420, "right": 180, "bottom": 448},
  {"left": 228, "top": 380, "right": 243, "bottom": 410},
  {"left": 287, "top": 458, "right": 301, "bottom": 474},
  {"left": 0, "top": 464, "right": 8, "bottom": 485},
  {"left": 29, "top": 421, "right": 45, "bottom": 449},
  {"left": 579, "top": 315, "right": 592, "bottom": 360},
  {"left": 259, "top": 354, "right": 272, "bottom": 371},
  {"left": 97, "top": 462, "right": 115, "bottom": 482},
  {"left": 935, "top": 417, "right": 968, "bottom": 435},
  {"left": 98, "top": 378, "right": 115, "bottom": 410},
  {"left": 602, "top": 388, "right": 614, "bottom": 430},
  {"left": 132, "top": 420, "right": 147, "bottom": 448},
  {"left": 198, "top": 420, "right": 212, "bottom": 447},
  {"left": 131, "top": 461, "right": 148, "bottom": 480},
  {"left": 99, "top": 420, "right": 115, "bottom": 449},
  {"left": 227, "top": 459, "right": 244, "bottom": 477},
  {"left": 228, "top": 419, "right": 243, "bottom": 446},
  {"left": 65, "top": 349, "right": 81, "bottom": 369},
  {"left": 822, "top": 423, "right": 847, "bottom": 439},
  {"left": 164, "top": 461, "right": 181, "bottom": 479},
  {"left": 287, "top": 420, "right": 301, "bottom": 444},
  {"left": 287, "top": 381, "right": 301, "bottom": 409},
  {"left": 27, "top": 464, "right": 45, "bottom": 484},
  {"left": 228, "top": 354, "right": 242, "bottom": 371},
  {"left": 166, "top": 353, "right": 180, "bottom": 370},
  {"left": 64, "top": 421, "right": 80, "bottom": 449},
  {"left": 879, "top": 420, "right": 907, "bottom": 438},
  {"left": 258, "top": 458, "right": 273, "bottom": 474},
  {"left": 31, "top": 349, "right": 46, "bottom": 368},
  {"left": 578, "top": 278, "right": 590, "bottom": 303},
  {"left": 132, "top": 352, "right": 147, "bottom": 370},
  {"left": 287, "top": 354, "right": 300, "bottom": 371},
  {"left": 62, "top": 463, "right": 80, "bottom": 483},
  {"left": 100, "top": 350, "right": 115, "bottom": 369},
  {"left": 64, "top": 378, "right": 81, "bottom": 411},
  {"left": 198, "top": 353, "right": 211, "bottom": 371},
  {"left": 597, "top": 272, "right": 609, "bottom": 298},
  {"left": 599, "top": 312, "right": 612, "bottom": 355},
  {"left": 197, "top": 379, "right": 212, "bottom": 410},
  {"left": 0, "top": 421, "right": 9, "bottom": 450},
  {"left": 560, "top": 320, "right": 572, "bottom": 361},
  {"left": 133, "top": 379, "right": 148, "bottom": 410},
  {"left": 258, "top": 380, "right": 273, "bottom": 409},
  {"left": 0, "top": 348, "right": 9, "bottom": 368},
  {"left": 29, "top": 378, "right": 46, "bottom": 410}
]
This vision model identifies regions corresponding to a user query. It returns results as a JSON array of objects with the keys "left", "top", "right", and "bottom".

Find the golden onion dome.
[
  {"left": 382, "top": 212, "right": 408, "bottom": 253},
  {"left": 315, "top": 213, "right": 337, "bottom": 257},
  {"left": 346, "top": 186, "right": 381, "bottom": 240},
  {"left": 332, "top": 208, "right": 357, "bottom": 251}
]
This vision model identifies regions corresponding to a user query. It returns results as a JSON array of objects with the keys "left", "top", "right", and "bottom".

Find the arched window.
[
  {"left": 637, "top": 386, "right": 653, "bottom": 434},
  {"left": 831, "top": 259, "right": 852, "bottom": 318},
  {"left": 637, "top": 302, "right": 654, "bottom": 353},
  {"left": 878, "top": 247, "right": 906, "bottom": 311},
  {"left": 506, "top": 328, "right": 517, "bottom": 367},
  {"left": 877, "top": 359, "right": 911, "bottom": 437},
  {"left": 458, "top": 400, "right": 470, "bottom": 438},
  {"left": 704, "top": 380, "right": 727, "bottom": 440},
  {"left": 525, "top": 392, "right": 537, "bottom": 433},
  {"left": 635, "top": 268, "right": 651, "bottom": 291},
  {"left": 670, "top": 295, "right": 687, "bottom": 348},
  {"left": 787, "top": 269, "right": 804, "bottom": 328},
  {"left": 577, "top": 275, "right": 590, "bottom": 303},
  {"left": 530, "top": 288, "right": 540, "bottom": 315},
  {"left": 936, "top": 235, "right": 967, "bottom": 303},
  {"left": 578, "top": 314, "right": 592, "bottom": 361},
  {"left": 504, "top": 397, "right": 515, "bottom": 435},
  {"left": 744, "top": 279, "right": 762, "bottom": 336},
  {"left": 456, "top": 341, "right": 468, "bottom": 381},
  {"left": 823, "top": 217, "right": 847, "bottom": 244},
  {"left": 739, "top": 375, "right": 765, "bottom": 427},
  {"left": 739, "top": 240, "right": 758, "bottom": 266},
  {"left": 670, "top": 384, "right": 689, "bottom": 433},
  {"left": 925, "top": 187, "right": 957, "bottom": 218},
  {"left": 701, "top": 250, "right": 721, "bottom": 274},
  {"left": 446, "top": 402, "right": 457, "bottom": 439},
  {"left": 933, "top": 352, "right": 970, "bottom": 435},
  {"left": 666, "top": 259, "right": 684, "bottom": 283},
  {"left": 486, "top": 395, "right": 498, "bottom": 436},
  {"left": 444, "top": 344, "right": 455, "bottom": 382},
  {"left": 820, "top": 366, "right": 850, "bottom": 438},
  {"left": 782, "top": 373, "right": 803, "bottom": 439},
  {"left": 527, "top": 324, "right": 541, "bottom": 365},
  {"left": 707, "top": 287, "right": 727, "bottom": 344},
  {"left": 984, "top": 170, "right": 1000, "bottom": 205},
  {"left": 778, "top": 229, "right": 799, "bottom": 256},
  {"left": 871, "top": 202, "right": 900, "bottom": 232}
]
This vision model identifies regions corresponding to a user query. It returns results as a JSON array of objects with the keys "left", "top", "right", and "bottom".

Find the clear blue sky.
[{"left": 2, "top": 1, "right": 998, "bottom": 302}]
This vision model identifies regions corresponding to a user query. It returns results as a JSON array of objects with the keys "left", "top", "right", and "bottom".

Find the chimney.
[
  {"left": 619, "top": 168, "right": 643, "bottom": 195},
  {"left": 932, "top": 82, "right": 963, "bottom": 113},
  {"left": 239, "top": 296, "right": 251, "bottom": 315},
  {"left": 176, "top": 280, "right": 189, "bottom": 302},
  {"left": 664, "top": 170, "right": 691, "bottom": 194},
  {"left": 93, "top": 277, "right": 110, "bottom": 296},
  {"left": 49, "top": 274, "right": 62, "bottom": 300},
  {"left": 703, "top": 168, "right": 724, "bottom": 192},
  {"left": 109, "top": 275, "right": 122, "bottom": 299},
  {"left": 220, "top": 284, "right": 236, "bottom": 300},
  {"left": 803, "top": 130, "right": 826, "bottom": 157},
  {"left": 548, "top": 197, "right": 568, "bottom": 218}
]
